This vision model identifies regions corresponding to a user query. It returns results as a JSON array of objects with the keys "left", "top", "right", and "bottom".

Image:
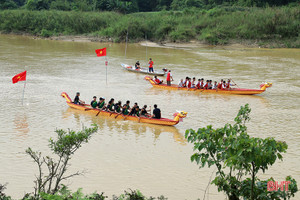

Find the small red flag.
[
  {"left": 95, "top": 48, "right": 106, "bottom": 57},
  {"left": 12, "top": 71, "right": 27, "bottom": 84}
]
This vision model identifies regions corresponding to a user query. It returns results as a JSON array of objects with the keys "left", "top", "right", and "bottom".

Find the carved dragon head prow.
[
  {"left": 173, "top": 111, "right": 188, "bottom": 122},
  {"left": 61, "top": 92, "right": 72, "bottom": 103},
  {"left": 144, "top": 76, "right": 156, "bottom": 85},
  {"left": 260, "top": 82, "right": 273, "bottom": 91}
]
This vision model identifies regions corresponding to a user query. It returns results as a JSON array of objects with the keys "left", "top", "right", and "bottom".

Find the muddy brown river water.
[{"left": 0, "top": 34, "right": 299, "bottom": 199}]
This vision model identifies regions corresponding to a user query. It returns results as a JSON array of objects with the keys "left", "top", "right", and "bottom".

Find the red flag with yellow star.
[
  {"left": 12, "top": 71, "right": 26, "bottom": 84},
  {"left": 95, "top": 48, "right": 106, "bottom": 57}
]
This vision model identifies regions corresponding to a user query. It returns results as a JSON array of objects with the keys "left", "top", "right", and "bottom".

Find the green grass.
[{"left": 0, "top": 6, "right": 299, "bottom": 47}]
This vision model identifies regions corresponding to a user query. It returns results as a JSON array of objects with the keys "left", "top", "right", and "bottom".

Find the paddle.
[
  {"left": 96, "top": 109, "right": 102, "bottom": 116},
  {"left": 84, "top": 108, "right": 93, "bottom": 111},
  {"left": 115, "top": 113, "right": 126, "bottom": 120},
  {"left": 230, "top": 78, "right": 240, "bottom": 88}
]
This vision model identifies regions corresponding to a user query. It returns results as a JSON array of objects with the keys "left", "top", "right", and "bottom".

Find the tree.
[
  {"left": 26, "top": 124, "right": 98, "bottom": 198},
  {"left": 185, "top": 104, "right": 298, "bottom": 200},
  {"left": 0, "top": 0, "right": 17, "bottom": 9},
  {"left": 25, "top": 0, "right": 51, "bottom": 10}
]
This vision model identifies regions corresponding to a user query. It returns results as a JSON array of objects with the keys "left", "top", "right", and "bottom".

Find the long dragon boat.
[
  {"left": 121, "top": 63, "right": 167, "bottom": 76},
  {"left": 144, "top": 76, "right": 272, "bottom": 95},
  {"left": 61, "top": 92, "right": 187, "bottom": 126}
]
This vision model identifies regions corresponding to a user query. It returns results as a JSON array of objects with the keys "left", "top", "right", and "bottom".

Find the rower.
[
  {"left": 148, "top": 58, "right": 154, "bottom": 73},
  {"left": 114, "top": 101, "right": 122, "bottom": 113},
  {"left": 90, "top": 96, "right": 97, "bottom": 108},
  {"left": 212, "top": 81, "right": 218, "bottom": 89},
  {"left": 74, "top": 92, "right": 85, "bottom": 105},
  {"left": 226, "top": 79, "right": 236, "bottom": 88},
  {"left": 185, "top": 77, "right": 192, "bottom": 89},
  {"left": 152, "top": 104, "right": 161, "bottom": 119},
  {"left": 221, "top": 81, "right": 227, "bottom": 90},
  {"left": 129, "top": 102, "right": 138, "bottom": 116},
  {"left": 218, "top": 79, "right": 224, "bottom": 89},
  {"left": 141, "top": 105, "right": 150, "bottom": 117},
  {"left": 183, "top": 77, "right": 188, "bottom": 87},
  {"left": 134, "top": 106, "right": 140, "bottom": 117},
  {"left": 203, "top": 80, "right": 209, "bottom": 89},
  {"left": 200, "top": 78, "right": 204, "bottom": 89},
  {"left": 208, "top": 80, "right": 213, "bottom": 89},
  {"left": 196, "top": 79, "right": 201, "bottom": 89},
  {"left": 178, "top": 79, "right": 184, "bottom": 88},
  {"left": 191, "top": 77, "right": 196, "bottom": 88},
  {"left": 98, "top": 97, "right": 106, "bottom": 110},
  {"left": 135, "top": 61, "right": 140, "bottom": 70},
  {"left": 122, "top": 100, "right": 130, "bottom": 115},
  {"left": 154, "top": 76, "right": 163, "bottom": 84},
  {"left": 106, "top": 98, "right": 115, "bottom": 112}
]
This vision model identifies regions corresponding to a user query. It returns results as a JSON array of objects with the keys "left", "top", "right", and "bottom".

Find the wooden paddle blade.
[{"left": 96, "top": 111, "right": 101, "bottom": 116}]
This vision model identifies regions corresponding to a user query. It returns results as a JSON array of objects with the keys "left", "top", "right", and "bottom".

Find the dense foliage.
[
  {"left": 0, "top": 6, "right": 299, "bottom": 47},
  {"left": 185, "top": 104, "right": 298, "bottom": 200},
  {"left": 0, "top": 0, "right": 299, "bottom": 12}
]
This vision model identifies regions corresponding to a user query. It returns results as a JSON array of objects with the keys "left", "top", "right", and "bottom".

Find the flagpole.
[
  {"left": 22, "top": 80, "right": 26, "bottom": 105},
  {"left": 105, "top": 57, "right": 108, "bottom": 85}
]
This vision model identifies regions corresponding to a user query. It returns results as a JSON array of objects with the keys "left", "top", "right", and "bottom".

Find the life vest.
[
  {"left": 217, "top": 82, "right": 222, "bottom": 89},
  {"left": 115, "top": 105, "right": 121, "bottom": 112},
  {"left": 98, "top": 101, "right": 105, "bottom": 108},
  {"left": 204, "top": 83, "right": 208, "bottom": 89},
  {"left": 226, "top": 82, "right": 230, "bottom": 88},
  {"left": 91, "top": 101, "right": 97, "bottom": 108},
  {"left": 123, "top": 108, "right": 129, "bottom": 115},
  {"left": 196, "top": 82, "right": 200, "bottom": 88},
  {"left": 187, "top": 81, "right": 191, "bottom": 88},
  {"left": 155, "top": 78, "right": 160, "bottom": 84},
  {"left": 221, "top": 83, "right": 226, "bottom": 90},
  {"left": 109, "top": 103, "right": 114, "bottom": 111}
]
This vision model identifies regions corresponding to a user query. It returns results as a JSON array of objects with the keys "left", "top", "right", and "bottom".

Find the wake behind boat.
[
  {"left": 61, "top": 92, "right": 187, "bottom": 126},
  {"left": 144, "top": 76, "right": 272, "bottom": 95},
  {"left": 121, "top": 63, "right": 167, "bottom": 76}
]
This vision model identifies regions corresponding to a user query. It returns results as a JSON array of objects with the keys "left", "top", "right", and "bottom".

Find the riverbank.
[
  {"left": 1, "top": 33, "right": 291, "bottom": 50},
  {"left": 0, "top": 6, "right": 299, "bottom": 48}
]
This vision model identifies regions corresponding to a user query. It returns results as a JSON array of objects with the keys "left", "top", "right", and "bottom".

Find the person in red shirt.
[
  {"left": 196, "top": 79, "right": 201, "bottom": 89},
  {"left": 221, "top": 81, "right": 227, "bottom": 90},
  {"left": 166, "top": 70, "right": 173, "bottom": 86},
  {"left": 148, "top": 58, "right": 154, "bottom": 73},
  {"left": 203, "top": 80, "right": 209, "bottom": 89},
  {"left": 154, "top": 76, "right": 163, "bottom": 84},
  {"left": 226, "top": 79, "right": 236, "bottom": 88},
  {"left": 217, "top": 79, "right": 224, "bottom": 89},
  {"left": 186, "top": 78, "right": 192, "bottom": 89}
]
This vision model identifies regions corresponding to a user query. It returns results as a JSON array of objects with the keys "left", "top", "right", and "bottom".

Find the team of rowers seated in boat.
[
  {"left": 73, "top": 92, "right": 162, "bottom": 119},
  {"left": 153, "top": 76, "right": 236, "bottom": 89}
]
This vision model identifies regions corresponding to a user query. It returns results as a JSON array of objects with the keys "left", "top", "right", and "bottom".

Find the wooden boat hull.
[
  {"left": 61, "top": 92, "right": 181, "bottom": 126},
  {"left": 121, "top": 63, "right": 166, "bottom": 76},
  {"left": 144, "top": 76, "right": 272, "bottom": 95}
]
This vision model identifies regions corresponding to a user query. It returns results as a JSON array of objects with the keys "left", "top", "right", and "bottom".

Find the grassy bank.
[{"left": 0, "top": 6, "right": 299, "bottom": 48}]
